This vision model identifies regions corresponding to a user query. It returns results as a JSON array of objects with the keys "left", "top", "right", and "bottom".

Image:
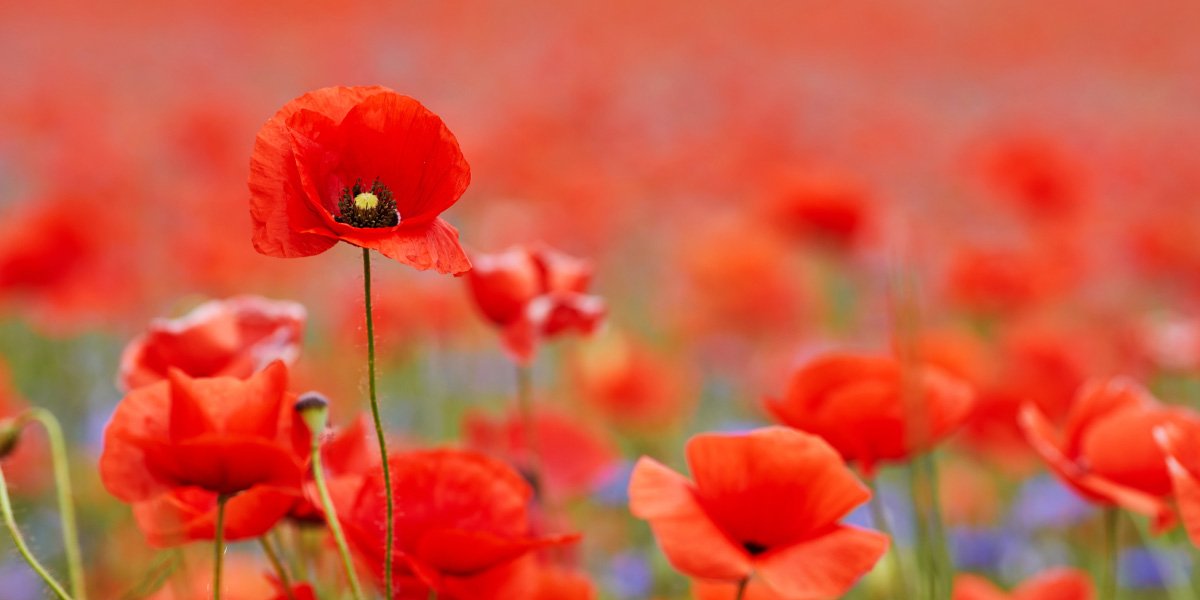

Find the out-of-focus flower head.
[
  {"left": 118, "top": 295, "right": 305, "bottom": 391},
  {"left": 0, "top": 191, "right": 141, "bottom": 334},
  {"left": 1020, "top": 377, "right": 1196, "bottom": 531},
  {"left": 952, "top": 567, "right": 1093, "bottom": 600},
  {"left": 466, "top": 243, "right": 606, "bottom": 364},
  {"left": 765, "top": 351, "right": 974, "bottom": 475},
  {"left": 463, "top": 405, "right": 619, "bottom": 502},
  {"left": 571, "top": 333, "right": 696, "bottom": 432}
]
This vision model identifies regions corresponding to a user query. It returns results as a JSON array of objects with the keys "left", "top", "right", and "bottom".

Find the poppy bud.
[
  {"left": 294, "top": 392, "right": 330, "bottom": 437},
  {"left": 0, "top": 418, "right": 22, "bottom": 459}
]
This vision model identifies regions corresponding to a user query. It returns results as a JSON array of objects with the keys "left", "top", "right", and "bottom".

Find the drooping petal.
[
  {"left": 628, "top": 457, "right": 751, "bottom": 581},
  {"left": 752, "top": 525, "right": 889, "bottom": 599}
]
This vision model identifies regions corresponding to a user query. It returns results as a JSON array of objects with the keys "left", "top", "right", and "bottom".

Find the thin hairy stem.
[
  {"left": 0, "top": 463, "right": 72, "bottom": 600},
  {"left": 311, "top": 428, "right": 365, "bottom": 600},
  {"left": 361, "top": 247, "right": 394, "bottom": 599}
]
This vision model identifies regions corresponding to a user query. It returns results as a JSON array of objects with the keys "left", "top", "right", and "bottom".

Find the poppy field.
[{"left": 3, "top": 1, "right": 1200, "bottom": 599}]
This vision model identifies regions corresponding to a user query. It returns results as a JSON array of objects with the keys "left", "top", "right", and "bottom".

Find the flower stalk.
[
  {"left": 26, "top": 408, "right": 87, "bottom": 600},
  {"left": 0, "top": 462, "right": 73, "bottom": 600},
  {"left": 213, "top": 495, "right": 229, "bottom": 600},
  {"left": 297, "top": 393, "right": 365, "bottom": 600},
  {"left": 362, "top": 247, "right": 394, "bottom": 599}
]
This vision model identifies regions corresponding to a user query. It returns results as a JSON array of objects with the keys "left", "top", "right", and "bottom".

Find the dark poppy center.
[
  {"left": 334, "top": 178, "right": 400, "bottom": 228},
  {"left": 743, "top": 541, "right": 768, "bottom": 555}
]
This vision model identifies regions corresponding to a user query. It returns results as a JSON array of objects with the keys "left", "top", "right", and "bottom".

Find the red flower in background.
[
  {"left": 765, "top": 352, "right": 974, "bottom": 475},
  {"left": 249, "top": 86, "right": 471, "bottom": 274},
  {"left": 118, "top": 295, "right": 306, "bottom": 391},
  {"left": 99, "top": 362, "right": 306, "bottom": 546},
  {"left": 463, "top": 406, "right": 619, "bottom": 501},
  {"left": 1156, "top": 421, "right": 1200, "bottom": 547},
  {"left": 571, "top": 333, "right": 696, "bottom": 431},
  {"left": 629, "top": 427, "right": 887, "bottom": 598},
  {"left": 763, "top": 168, "right": 874, "bottom": 251},
  {"left": 466, "top": 244, "right": 606, "bottom": 363},
  {"left": 952, "top": 568, "right": 1093, "bottom": 600},
  {"left": 0, "top": 191, "right": 140, "bottom": 333},
  {"left": 338, "top": 449, "right": 579, "bottom": 599},
  {"left": 1020, "top": 377, "right": 1195, "bottom": 529},
  {"left": 973, "top": 134, "right": 1089, "bottom": 224}
]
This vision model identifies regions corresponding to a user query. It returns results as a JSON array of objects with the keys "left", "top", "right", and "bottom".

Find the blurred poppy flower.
[
  {"left": 629, "top": 427, "right": 888, "bottom": 598},
  {"left": 1156, "top": 421, "right": 1200, "bottom": 547},
  {"left": 762, "top": 168, "right": 874, "bottom": 251},
  {"left": 339, "top": 449, "right": 579, "bottom": 598},
  {"left": 99, "top": 361, "right": 306, "bottom": 546},
  {"left": 765, "top": 352, "right": 974, "bottom": 475},
  {"left": 955, "top": 325, "right": 1094, "bottom": 472},
  {"left": 672, "top": 222, "right": 808, "bottom": 342},
  {"left": 973, "top": 135, "right": 1088, "bottom": 224},
  {"left": 952, "top": 567, "right": 1093, "bottom": 600},
  {"left": 249, "top": 85, "right": 471, "bottom": 274},
  {"left": 0, "top": 191, "right": 141, "bottom": 333},
  {"left": 1019, "top": 377, "right": 1195, "bottom": 530},
  {"left": 118, "top": 295, "right": 306, "bottom": 391},
  {"left": 466, "top": 244, "right": 606, "bottom": 363},
  {"left": 463, "top": 406, "right": 618, "bottom": 501},
  {"left": 571, "top": 333, "right": 695, "bottom": 431}
]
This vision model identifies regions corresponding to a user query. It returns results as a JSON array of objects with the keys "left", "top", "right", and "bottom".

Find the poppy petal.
[
  {"left": 686, "top": 427, "right": 871, "bottom": 548},
  {"left": 628, "top": 457, "right": 751, "bottom": 581},
  {"left": 753, "top": 525, "right": 889, "bottom": 599}
]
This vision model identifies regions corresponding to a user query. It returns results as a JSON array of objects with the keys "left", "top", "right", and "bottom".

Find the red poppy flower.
[
  {"left": 99, "top": 361, "right": 306, "bottom": 546},
  {"left": 629, "top": 427, "right": 888, "bottom": 598},
  {"left": 952, "top": 568, "right": 1093, "bottom": 600},
  {"left": 466, "top": 244, "right": 606, "bottom": 363},
  {"left": 1019, "top": 377, "right": 1195, "bottom": 529},
  {"left": 463, "top": 406, "right": 619, "bottom": 501},
  {"left": 118, "top": 295, "right": 306, "bottom": 391},
  {"left": 0, "top": 191, "right": 141, "bottom": 333},
  {"left": 249, "top": 86, "right": 471, "bottom": 274},
  {"left": 765, "top": 352, "right": 974, "bottom": 475},
  {"left": 571, "top": 333, "right": 696, "bottom": 431},
  {"left": 762, "top": 168, "right": 874, "bottom": 251},
  {"left": 1156, "top": 421, "right": 1200, "bottom": 547},
  {"left": 338, "top": 449, "right": 579, "bottom": 599}
]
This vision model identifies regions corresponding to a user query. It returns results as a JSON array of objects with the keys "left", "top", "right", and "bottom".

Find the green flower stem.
[
  {"left": 515, "top": 364, "right": 544, "bottom": 499},
  {"left": 1101, "top": 508, "right": 1119, "bottom": 600},
  {"left": 259, "top": 536, "right": 297, "bottom": 600},
  {"left": 310, "top": 424, "right": 365, "bottom": 600},
  {"left": 923, "top": 454, "right": 952, "bottom": 599},
  {"left": 361, "top": 247, "right": 394, "bottom": 599},
  {"left": 733, "top": 577, "right": 748, "bottom": 600},
  {"left": 213, "top": 495, "right": 228, "bottom": 600},
  {"left": 866, "top": 474, "right": 909, "bottom": 597},
  {"left": 25, "top": 408, "right": 86, "bottom": 600},
  {"left": 0, "top": 462, "right": 72, "bottom": 600},
  {"left": 907, "top": 456, "right": 947, "bottom": 600}
]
